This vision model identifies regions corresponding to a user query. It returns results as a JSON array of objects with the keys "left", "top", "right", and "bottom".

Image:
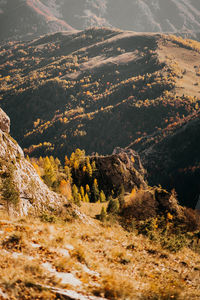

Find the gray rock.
[
  {"left": 0, "top": 108, "right": 10, "bottom": 133},
  {"left": 0, "top": 109, "right": 66, "bottom": 216}
]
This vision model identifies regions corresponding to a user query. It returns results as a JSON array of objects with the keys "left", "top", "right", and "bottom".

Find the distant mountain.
[
  {"left": 0, "top": 0, "right": 75, "bottom": 41},
  {"left": 60, "top": 0, "right": 200, "bottom": 38},
  {"left": 0, "top": 0, "right": 200, "bottom": 42}
]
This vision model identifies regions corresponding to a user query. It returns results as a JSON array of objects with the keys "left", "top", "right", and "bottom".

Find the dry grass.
[
  {"left": 158, "top": 37, "right": 200, "bottom": 98},
  {"left": 80, "top": 201, "right": 107, "bottom": 218},
  {"left": 0, "top": 210, "right": 199, "bottom": 299}
]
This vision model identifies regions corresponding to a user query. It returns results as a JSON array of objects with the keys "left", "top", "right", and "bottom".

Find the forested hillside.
[
  {"left": 0, "top": 28, "right": 200, "bottom": 207},
  {"left": 1, "top": 28, "right": 200, "bottom": 157}
]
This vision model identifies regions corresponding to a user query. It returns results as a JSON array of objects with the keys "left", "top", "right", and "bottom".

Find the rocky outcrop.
[
  {"left": 0, "top": 109, "right": 65, "bottom": 216},
  {"left": 91, "top": 148, "right": 147, "bottom": 196},
  {"left": 0, "top": 108, "right": 10, "bottom": 133},
  {"left": 121, "top": 186, "right": 184, "bottom": 221},
  {"left": 155, "top": 188, "right": 183, "bottom": 216}
]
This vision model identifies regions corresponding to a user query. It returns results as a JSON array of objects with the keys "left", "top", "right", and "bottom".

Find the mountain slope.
[
  {"left": 0, "top": 28, "right": 200, "bottom": 208},
  {"left": 0, "top": 108, "right": 65, "bottom": 216},
  {"left": 80, "top": 0, "right": 200, "bottom": 32},
  {"left": 0, "top": 28, "right": 199, "bottom": 158},
  {"left": 0, "top": 212, "right": 199, "bottom": 299},
  {"left": 131, "top": 111, "right": 200, "bottom": 209},
  {"left": 0, "top": 0, "right": 74, "bottom": 41},
  {"left": 56, "top": 0, "right": 200, "bottom": 40},
  {"left": 0, "top": 0, "right": 200, "bottom": 41}
]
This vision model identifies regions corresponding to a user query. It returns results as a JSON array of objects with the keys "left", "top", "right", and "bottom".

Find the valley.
[
  {"left": 0, "top": 28, "right": 200, "bottom": 207},
  {"left": 0, "top": 3, "right": 200, "bottom": 298}
]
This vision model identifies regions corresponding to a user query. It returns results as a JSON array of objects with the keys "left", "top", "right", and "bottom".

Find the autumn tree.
[
  {"left": 80, "top": 186, "right": 85, "bottom": 199},
  {"left": 43, "top": 156, "right": 57, "bottom": 187},
  {"left": 70, "top": 149, "right": 85, "bottom": 168},
  {"left": 86, "top": 162, "right": 92, "bottom": 177},
  {"left": 99, "top": 190, "right": 106, "bottom": 203},
  {"left": 59, "top": 179, "right": 72, "bottom": 199},
  {"left": 72, "top": 184, "right": 80, "bottom": 206},
  {"left": 64, "top": 166, "right": 72, "bottom": 183},
  {"left": 92, "top": 179, "right": 99, "bottom": 202},
  {"left": 85, "top": 193, "right": 90, "bottom": 202}
]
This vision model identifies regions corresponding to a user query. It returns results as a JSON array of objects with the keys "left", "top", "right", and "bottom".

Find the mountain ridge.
[
  {"left": 0, "top": 0, "right": 75, "bottom": 41},
  {"left": 0, "top": 0, "right": 200, "bottom": 41}
]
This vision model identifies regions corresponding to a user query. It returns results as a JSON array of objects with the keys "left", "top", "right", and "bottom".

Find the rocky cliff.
[
  {"left": 91, "top": 148, "right": 147, "bottom": 196},
  {"left": 0, "top": 108, "right": 65, "bottom": 216}
]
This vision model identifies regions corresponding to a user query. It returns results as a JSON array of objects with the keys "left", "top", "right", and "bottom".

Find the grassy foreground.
[{"left": 0, "top": 206, "right": 199, "bottom": 300}]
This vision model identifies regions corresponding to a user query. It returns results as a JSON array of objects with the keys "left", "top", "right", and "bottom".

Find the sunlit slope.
[
  {"left": 0, "top": 0, "right": 74, "bottom": 41},
  {"left": 0, "top": 28, "right": 199, "bottom": 159}
]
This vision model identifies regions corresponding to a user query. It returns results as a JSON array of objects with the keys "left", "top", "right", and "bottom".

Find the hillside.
[
  {"left": 0, "top": 211, "right": 199, "bottom": 300},
  {"left": 0, "top": 0, "right": 75, "bottom": 41},
  {"left": 0, "top": 28, "right": 200, "bottom": 207},
  {"left": 1, "top": 108, "right": 200, "bottom": 299},
  {"left": 1, "top": 28, "right": 200, "bottom": 158},
  {"left": 131, "top": 111, "right": 200, "bottom": 209}
]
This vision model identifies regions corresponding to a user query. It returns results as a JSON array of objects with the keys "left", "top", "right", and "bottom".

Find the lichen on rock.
[
  {"left": 0, "top": 108, "right": 10, "bottom": 134},
  {"left": 0, "top": 109, "right": 66, "bottom": 216}
]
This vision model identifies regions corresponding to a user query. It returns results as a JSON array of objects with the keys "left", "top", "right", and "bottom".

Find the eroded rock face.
[
  {"left": 0, "top": 108, "right": 10, "bottom": 133},
  {"left": 91, "top": 148, "right": 147, "bottom": 196},
  {"left": 0, "top": 110, "right": 65, "bottom": 216},
  {"left": 155, "top": 189, "right": 183, "bottom": 217}
]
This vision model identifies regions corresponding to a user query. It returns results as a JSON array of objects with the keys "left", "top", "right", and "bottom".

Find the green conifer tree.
[
  {"left": 99, "top": 206, "right": 107, "bottom": 222},
  {"left": 2, "top": 164, "right": 20, "bottom": 212},
  {"left": 107, "top": 197, "right": 119, "bottom": 214}
]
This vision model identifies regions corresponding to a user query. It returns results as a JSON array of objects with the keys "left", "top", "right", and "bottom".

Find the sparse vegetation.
[
  {"left": 0, "top": 212, "right": 199, "bottom": 299},
  {"left": 2, "top": 161, "right": 20, "bottom": 210}
]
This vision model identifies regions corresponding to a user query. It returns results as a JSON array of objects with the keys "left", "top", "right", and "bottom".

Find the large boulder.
[{"left": 0, "top": 108, "right": 10, "bottom": 133}]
